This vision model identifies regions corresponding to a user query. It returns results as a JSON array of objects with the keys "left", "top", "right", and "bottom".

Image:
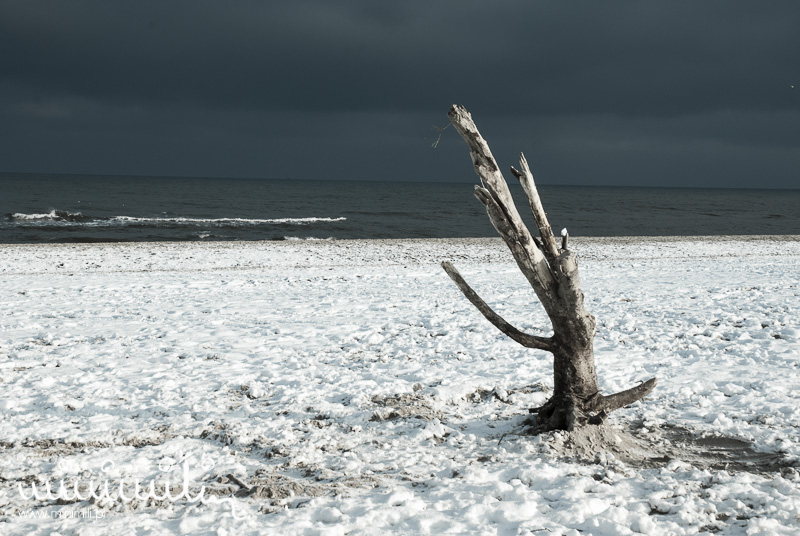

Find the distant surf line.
[{"left": 7, "top": 210, "right": 347, "bottom": 226}]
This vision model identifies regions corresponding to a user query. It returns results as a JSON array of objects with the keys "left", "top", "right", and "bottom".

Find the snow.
[{"left": 0, "top": 236, "right": 799, "bottom": 535}]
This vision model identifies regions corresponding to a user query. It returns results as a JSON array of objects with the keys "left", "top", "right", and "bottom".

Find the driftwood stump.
[{"left": 442, "top": 104, "right": 656, "bottom": 432}]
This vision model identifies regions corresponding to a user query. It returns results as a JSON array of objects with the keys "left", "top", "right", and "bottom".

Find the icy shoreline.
[
  {"left": 2, "top": 234, "right": 799, "bottom": 273},
  {"left": 1, "top": 236, "right": 799, "bottom": 535}
]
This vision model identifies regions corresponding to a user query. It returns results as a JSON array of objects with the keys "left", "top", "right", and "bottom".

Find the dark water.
[{"left": 1, "top": 173, "right": 798, "bottom": 243}]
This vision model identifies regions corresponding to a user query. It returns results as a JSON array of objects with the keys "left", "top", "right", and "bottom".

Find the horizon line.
[{"left": 0, "top": 170, "right": 797, "bottom": 191}]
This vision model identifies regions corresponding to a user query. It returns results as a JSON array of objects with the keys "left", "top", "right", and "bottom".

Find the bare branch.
[
  {"left": 599, "top": 378, "right": 658, "bottom": 413},
  {"left": 473, "top": 186, "right": 557, "bottom": 311},
  {"left": 448, "top": 105, "right": 556, "bottom": 297},
  {"left": 561, "top": 228, "right": 568, "bottom": 251},
  {"left": 510, "top": 153, "right": 560, "bottom": 264},
  {"left": 441, "top": 261, "right": 554, "bottom": 352},
  {"left": 430, "top": 123, "right": 450, "bottom": 149}
]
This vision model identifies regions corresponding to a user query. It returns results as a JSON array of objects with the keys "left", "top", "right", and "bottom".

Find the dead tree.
[{"left": 442, "top": 104, "right": 656, "bottom": 432}]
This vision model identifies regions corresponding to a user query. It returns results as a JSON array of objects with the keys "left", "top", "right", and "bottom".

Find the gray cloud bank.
[{"left": 1, "top": 1, "right": 798, "bottom": 187}]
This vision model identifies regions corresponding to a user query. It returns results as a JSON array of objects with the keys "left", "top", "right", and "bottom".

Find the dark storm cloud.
[{"left": 1, "top": 1, "right": 798, "bottom": 187}]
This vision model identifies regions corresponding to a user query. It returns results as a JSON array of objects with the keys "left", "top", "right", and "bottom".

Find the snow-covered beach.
[{"left": 1, "top": 236, "right": 799, "bottom": 535}]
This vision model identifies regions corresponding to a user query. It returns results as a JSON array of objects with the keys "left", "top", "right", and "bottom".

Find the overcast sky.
[{"left": 1, "top": 1, "right": 798, "bottom": 188}]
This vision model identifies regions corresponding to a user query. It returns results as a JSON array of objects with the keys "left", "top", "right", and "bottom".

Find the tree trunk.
[{"left": 442, "top": 105, "right": 656, "bottom": 432}]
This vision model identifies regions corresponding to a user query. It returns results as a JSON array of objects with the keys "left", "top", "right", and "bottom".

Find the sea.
[{"left": 1, "top": 173, "right": 798, "bottom": 243}]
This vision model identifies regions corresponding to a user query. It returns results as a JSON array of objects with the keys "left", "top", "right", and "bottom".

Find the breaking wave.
[
  {"left": 111, "top": 216, "right": 346, "bottom": 225},
  {"left": 9, "top": 210, "right": 92, "bottom": 222},
  {"left": 6, "top": 211, "right": 346, "bottom": 227}
]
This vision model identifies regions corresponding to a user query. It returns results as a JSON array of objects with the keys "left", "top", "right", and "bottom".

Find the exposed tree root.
[{"left": 528, "top": 378, "right": 658, "bottom": 433}]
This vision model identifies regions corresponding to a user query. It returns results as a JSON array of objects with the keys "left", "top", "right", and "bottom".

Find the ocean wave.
[
  {"left": 111, "top": 216, "right": 346, "bottom": 225},
  {"left": 9, "top": 209, "right": 91, "bottom": 222},
  {"left": 6, "top": 211, "right": 346, "bottom": 227}
]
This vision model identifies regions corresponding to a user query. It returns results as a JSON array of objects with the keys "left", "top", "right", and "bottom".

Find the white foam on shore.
[{"left": 0, "top": 236, "right": 799, "bottom": 534}]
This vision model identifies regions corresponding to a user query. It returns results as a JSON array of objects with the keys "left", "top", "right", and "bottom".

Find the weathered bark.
[{"left": 442, "top": 104, "right": 656, "bottom": 432}]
